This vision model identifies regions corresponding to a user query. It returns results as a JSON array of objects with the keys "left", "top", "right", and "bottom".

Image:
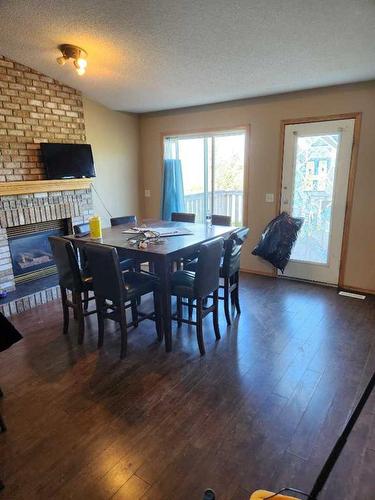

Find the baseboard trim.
[
  {"left": 278, "top": 275, "right": 337, "bottom": 288},
  {"left": 239, "top": 268, "right": 375, "bottom": 296},
  {"left": 240, "top": 268, "right": 275, "bottom": 277}
]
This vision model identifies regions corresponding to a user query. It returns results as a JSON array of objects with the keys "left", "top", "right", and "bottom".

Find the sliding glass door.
[{"left": 164, "top": 130, "right": 246, "bottom": 224}]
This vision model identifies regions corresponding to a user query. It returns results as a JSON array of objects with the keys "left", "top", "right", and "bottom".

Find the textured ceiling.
[{"left": 0, "top": 0, "right": 374, "bottom": 113}]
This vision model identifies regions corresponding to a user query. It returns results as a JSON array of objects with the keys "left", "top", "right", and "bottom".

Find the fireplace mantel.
[{"left": 0, "top": 178, "right": 92, "bottom": 197}]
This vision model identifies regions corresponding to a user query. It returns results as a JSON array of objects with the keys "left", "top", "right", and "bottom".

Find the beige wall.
[
  {"left": 83, "top": 97, "right": 139, "bottom": 227},
  {"left": 139, "top": 82, "right": 375, "bottom": 293}
]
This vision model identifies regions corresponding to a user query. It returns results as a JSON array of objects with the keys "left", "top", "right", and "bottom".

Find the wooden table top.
[{"left": 65, "top": 220, "right": 235, "bottom": 260}]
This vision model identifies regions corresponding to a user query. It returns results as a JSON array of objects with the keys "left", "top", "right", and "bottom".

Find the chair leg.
[
  {"left": 0, "top": 414, "right": 6, "bottom": 433},
  {"left": 83, "top": 290, "right": 89, "bottom": 311},
  {"left": 233, "top": 271, "right": 241, "bottom": 314},
  {"left": 0, "top": 386, "right": 6, "bottom": 433},
  {"left": 224, "top": 277, "right": 231, "bottom": 326},
  {"left": 196, "top": 298, "right": 205, "bottom": 355},
  {"left": 188, "top": 298, "right": 193, "bottom": 319},
  {"left": 60, "top": 286, "right": 69, "bottom": 335},
  {"left": 96, "top": 299, "right": 105, "bottom": 348},
  {"left": 230, "top": 275, "right": 236, "bottom": 305},
  {"left": 177, "top": 296, "right": 182, "bottom": 328},
  {"left": 131, "top": 300, "right": 139, "bottom": 327},
  {"left": 119, "top": 306, "right": 128, "bottom": 359},
  {"left": 73, "top": 294, "right": 78, "bottom": 320},
  {"left": 153, "top": 291, "right": 163, "bottom": 341},
  {"left": 213, "top": 290, "right": 221, "bottom": 340},
  {"left": 134, "top": 263, "right": 142, "bottom": 305},
  {"left": 74, "top": 292, "right": 85, "bottom": 345}
]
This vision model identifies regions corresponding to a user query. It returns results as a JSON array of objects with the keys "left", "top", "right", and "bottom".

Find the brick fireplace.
[
  {"left": 0, "top": 188, "right": 93, "bottom": 316},
  {"left": 0, "top": 54, "right": 93, "bottom": 316}
]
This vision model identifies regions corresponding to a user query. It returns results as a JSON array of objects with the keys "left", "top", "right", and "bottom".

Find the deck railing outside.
[{"left": 184, "top": 190, "right": 243, "bottom": 225}]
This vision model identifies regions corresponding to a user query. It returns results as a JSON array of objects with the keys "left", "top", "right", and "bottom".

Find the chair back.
[
  {"left": 110, "top": 215, "right": 137, "bottom": 226},
  {"left": 72, "top": 223, "right": 91, "bottom": 272},
  {"left": 194, "top": 238, "right": 224, "bottom": 297},
  {"left": 84, "top": 243, "right": 125, "bottom": 304},
  {"left": 48, "top": 236, "right": 83, "bottom": 291},
  {"left": 171, "top": 212, "right": 196, "bottom": 223},
  {"left": 222, "top": 227, "right": 249, "bottom": 278},
  {"left": 211, "top": 214, "right": 231, "bottom": 226}
]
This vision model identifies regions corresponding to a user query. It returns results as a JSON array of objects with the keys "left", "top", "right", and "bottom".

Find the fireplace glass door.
[{"left": 7, "top": 219, "right": 69, "bottom": 284}]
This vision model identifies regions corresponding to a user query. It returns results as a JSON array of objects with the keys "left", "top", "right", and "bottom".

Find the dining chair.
[
  {"left": 0, "top": 387, "right": 6, "bottom": 433},
  {"left": 110, "top": 215, "right": 155, "bottom": 275},
  {"left": 171, "top": 238, "right": 224, "bottom": 355},
  {"left": 49, "top": 236, "right": 96, "bottom": 343},
  {"left": 0, "top": 386, "right": 5, "bottom": 491},
  {"left": 219, "top": 227, "right": 249, "bottom": 324},
  {"left": 171, "top": 212, "right": 196, "bottom": 223},
  {"left": 185, "top": 227, "right": 249, "bottom": 325},
  {"left": 211, "top": 214, "right": 231, "bottom": 226},
  {"left": 84, "top": 243, "right": 162, "bottom": 359},
  {"left": 73, "top": 222, "right": 136, "bottom": 276},
  {"left": 73, "top": 223, "right": 91, "bottom": 286},
  {"left": 110, "top": 215, "right": 137, "bottom": 226}
]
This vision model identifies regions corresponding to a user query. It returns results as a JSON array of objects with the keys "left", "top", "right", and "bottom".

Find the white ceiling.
[{"left": 0, "top": 0, "right": 374, "bottom": 113}]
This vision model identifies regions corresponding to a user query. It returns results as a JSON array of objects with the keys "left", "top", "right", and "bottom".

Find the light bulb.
[
  {"left": 75, "top": 57, "right": 87, "bottom": 70},
  {"left": 56, "top": 56, "right": 67, "bottom": 65},
  {"left": 76, "top": 67, "right": 85, "bottom": 76}
]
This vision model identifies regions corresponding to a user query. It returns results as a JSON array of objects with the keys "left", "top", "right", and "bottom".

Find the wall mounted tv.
[{"left": 41, "top": 143, "right": 96, "bottom": 179}]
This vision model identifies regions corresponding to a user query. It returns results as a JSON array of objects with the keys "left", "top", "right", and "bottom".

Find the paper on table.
[{"left": 122, "top": 226, "right": 193, "bottom": 236}]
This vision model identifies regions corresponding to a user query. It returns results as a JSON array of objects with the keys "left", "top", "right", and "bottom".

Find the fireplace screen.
[{"left": 7, "top": 219, "right": 69, "bottom": 284}]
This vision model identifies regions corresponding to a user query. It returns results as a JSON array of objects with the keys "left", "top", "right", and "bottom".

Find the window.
[{"left": 164, "top": 130, "right": 246, "bottom": 225}]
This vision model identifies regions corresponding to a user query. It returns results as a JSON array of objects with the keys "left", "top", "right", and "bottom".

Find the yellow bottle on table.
[{"left": 89, "top": 215, "right": 102, "bottom": 239}]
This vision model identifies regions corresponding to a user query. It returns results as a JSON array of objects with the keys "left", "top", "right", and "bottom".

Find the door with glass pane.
[
  {"left": 165, "top": 131, "right": 246, "bottom": 225},
  {"left": 280, "top": 119, "right": 355, "bottom": 284}
]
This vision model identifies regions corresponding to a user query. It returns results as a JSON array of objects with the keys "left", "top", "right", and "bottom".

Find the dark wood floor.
[{"left": 0, "top": 274, "right": 374, "bottom": 500}]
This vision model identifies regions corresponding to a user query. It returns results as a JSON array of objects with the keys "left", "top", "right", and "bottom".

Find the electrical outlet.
[
  {"left": 265, "top": 193, "right": 274, "bottom": 203},
  {"left": 144, "top": 189, "right": 151, "bottom": 198}
]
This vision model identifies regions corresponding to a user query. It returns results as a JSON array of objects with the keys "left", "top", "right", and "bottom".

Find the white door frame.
[{"left": 277, "top": 113, "right": 362, "bottom": 287}]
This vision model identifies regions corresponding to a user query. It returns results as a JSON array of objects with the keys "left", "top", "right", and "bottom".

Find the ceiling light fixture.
[{"left": 56, "top": 44, "right": 88, "bottom": 76}]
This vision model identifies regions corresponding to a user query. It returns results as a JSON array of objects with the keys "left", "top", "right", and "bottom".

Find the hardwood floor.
[{"left": 0, "top": 274, "right": 374, "bottom": 500}]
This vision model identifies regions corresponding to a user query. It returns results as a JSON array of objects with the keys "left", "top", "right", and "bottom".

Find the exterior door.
[{"left": 280, "top": 119, "right": 355, "bottom": 284}]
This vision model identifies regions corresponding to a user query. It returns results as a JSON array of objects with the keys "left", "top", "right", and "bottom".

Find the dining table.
[{"left": 65, "top": 220, "right": 235, "bottom": 352}]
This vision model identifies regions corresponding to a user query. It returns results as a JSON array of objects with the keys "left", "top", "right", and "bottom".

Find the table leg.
[{"left": 154, "top": 259, "right": 172, "bottom": 352}]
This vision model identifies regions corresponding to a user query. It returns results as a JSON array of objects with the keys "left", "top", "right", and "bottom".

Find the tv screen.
[{"left": 41, "top": 143, "right": 96, "bottom": 179}]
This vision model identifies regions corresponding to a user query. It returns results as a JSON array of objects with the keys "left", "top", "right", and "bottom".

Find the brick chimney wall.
[{"left": 0, "top": 54, "right": 86, "bottom": 182}]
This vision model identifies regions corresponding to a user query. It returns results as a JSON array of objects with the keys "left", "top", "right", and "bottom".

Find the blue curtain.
[{"left": 161, "top": 159, "right": 185, "bottom": 220}]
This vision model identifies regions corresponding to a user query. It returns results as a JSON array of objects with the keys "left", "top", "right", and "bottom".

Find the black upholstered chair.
[
  {"left": 84, "top": 243, "right": 162, "bottom": 359},
  {"left": 0, "top": 385, "right": 5, "bottom": 491},
  {"left": 109, "top": 215, "right": 154, "bottom": 275},
  {"left": 0, "top": 387, "right": 6, "bottom": 434},
  {"left": 211, "top": 214, "right": 231, "bottom": 226},
  {"left": 219, "top": 227, "right": 249, "bottom": 324},
  {"left": 73, "top": 223, "right": 91, "bottom": 281},
  {"left": 49, "top": 236, "right": 96, "bottom": 343},
  {"left": 185, "top": 227, "right": 249, "bottom": 325},
  {"left": 171, "top": 238, "right": 224, "bottom": 355},
  {"left": 73, "top": 222, "right": 135, "bottom": 275},
  {"left": 171, "top": 212, "right": 196, "bottom": 223},
  {"left": 110, "top": 215, "right": 137, "bottom": 226}
]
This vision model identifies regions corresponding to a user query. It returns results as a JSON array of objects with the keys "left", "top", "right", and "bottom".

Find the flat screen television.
[{"left": 41, "top": 143, "right": 96, "bottom": 179}]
